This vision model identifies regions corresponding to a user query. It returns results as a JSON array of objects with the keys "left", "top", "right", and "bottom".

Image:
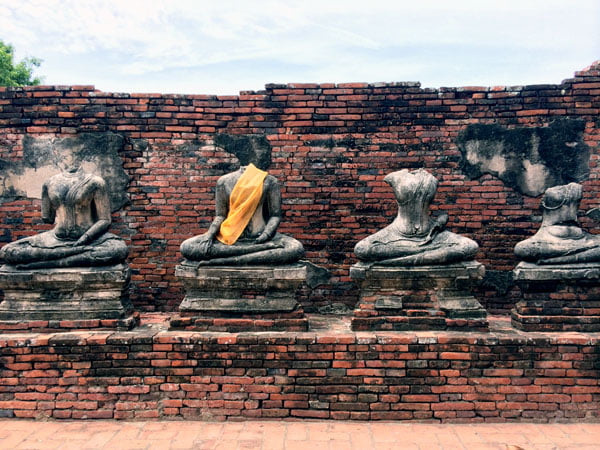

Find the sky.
[{"left": 0, "top": 0, "right": 599, "bottom": 95}]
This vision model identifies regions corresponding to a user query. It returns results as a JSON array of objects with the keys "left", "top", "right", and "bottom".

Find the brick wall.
[
  {"left": 0, "top": 317, "right": 598, "bottom": 421},
  {"left": 0, "top": 62, "right": 599, "bottom": 313}
]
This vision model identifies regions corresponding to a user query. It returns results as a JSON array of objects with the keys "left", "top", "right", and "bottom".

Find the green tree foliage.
[{"left": 0, "top": 40, "right": 43, "bottom": 86}]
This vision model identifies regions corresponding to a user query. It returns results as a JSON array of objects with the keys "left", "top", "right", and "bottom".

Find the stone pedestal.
[
  {"left": 512, "top": 262, "right": 600, "bottom": 332},
  {"left": 171, "top": 262, "right": 308, "bottom": 331},
  {"left": 0, "top": 264, "right": 137, "bottom": 332},
  {"left": 351, "top": 261, "right": 488, "bottom": 331}
]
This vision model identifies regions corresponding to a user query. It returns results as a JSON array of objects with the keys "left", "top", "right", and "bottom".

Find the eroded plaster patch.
[
  {"left": 0, "top": 133, "right": 129, "bottom": 211},
  {"left": 457, "top": 119, "right": 590, "bottom": 196}
]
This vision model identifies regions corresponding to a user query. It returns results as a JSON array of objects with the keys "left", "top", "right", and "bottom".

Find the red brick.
[
  {"left": 440, "top": 352, "right": 472, "bottom": 360},
  {"left": 107, "top": 385, "right": 150, "bottom": 394}
]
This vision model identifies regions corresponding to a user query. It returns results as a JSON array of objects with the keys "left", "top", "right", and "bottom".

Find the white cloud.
[{"left": 0, "top": 0, "right": 598, "bottom": 93}]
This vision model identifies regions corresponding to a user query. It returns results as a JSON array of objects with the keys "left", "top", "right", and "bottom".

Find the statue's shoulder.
[
  {"left": 216, "top": 171, "right": 239, "bottom": 189},
  {"left": 263, "top": 174, "right": 279, "bottom": 188},
  {"left": 77, "top": 173, "right": 107, "bottom": 193},
  {"left": 88, "top": 173, "right": 107, "bottom": 187},
  {"left": 42, "top": 173, "right": 59, "bottom": 189},
  {"left": 46, "top": 171, "right": 106, "bottom": 184},
  {"left": 45, "top": 170, "right": 69, "bottom": 183},
  {"left": 216, "top": 170, "right": 277, "bottom": 190}
]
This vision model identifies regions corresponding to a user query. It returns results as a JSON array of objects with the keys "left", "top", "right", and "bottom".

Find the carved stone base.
[
  {"left": 351, "top": 261, "right": 488, "bottom": 331},
  {"left": 171, "top": 261, "right": 308, "bottom": 331},
  {"left": 512, "top": 262, "right": 600, "bottom": 332},
  {"left": 0, "top": 264, "right": 135, "bottom": 330}
]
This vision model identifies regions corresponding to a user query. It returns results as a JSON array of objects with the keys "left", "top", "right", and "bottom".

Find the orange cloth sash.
[{"left": 217, "top": 164, "right": 268, "bottom": 245}]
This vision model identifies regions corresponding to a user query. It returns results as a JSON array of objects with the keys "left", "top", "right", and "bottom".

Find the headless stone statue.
[
  {"left": 514, "top": 182, "right": 600, "bottom": 264},
  {"left": 180, "top": 155, "right": 304, "bottom": 266},
  {"left": 354, "top": 168, "right": 478, "bottom": 266},
  {"left": 0, "top": 162, "right": 128, "bottom": 270}
]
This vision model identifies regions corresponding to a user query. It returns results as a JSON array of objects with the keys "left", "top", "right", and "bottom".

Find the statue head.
[{"left": 541, "top": 182, "right": 582, "bottom": 226}]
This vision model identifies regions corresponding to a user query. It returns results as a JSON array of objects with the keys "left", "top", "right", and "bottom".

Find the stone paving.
[{"left": 0, "top": 420, "right": 599, "bottom": 449}]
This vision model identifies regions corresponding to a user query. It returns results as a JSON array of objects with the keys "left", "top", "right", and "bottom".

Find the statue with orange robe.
[{"left": 180, "top": 161, "right": 304, "bottom": 266}]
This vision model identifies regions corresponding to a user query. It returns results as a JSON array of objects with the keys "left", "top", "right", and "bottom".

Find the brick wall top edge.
[
  {"left": 0, "top": 60, "right": 596, "bottom": 97},
  {"left": 0, "top": 80, "right": 570, "bottom": 99},
  {"left": 575, "top": 59, "right": 600, "bottom": 74},
  {"left": 0, "top": 85, "right": 96, "bottom": 92}
]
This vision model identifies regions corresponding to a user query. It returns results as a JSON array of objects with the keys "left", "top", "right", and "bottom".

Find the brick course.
[
  {"left": 0, "top": 63, "right": 599, "bottom": 313},
  {"left": 0, "top": 315, "right": 599, "bottom": 421}
]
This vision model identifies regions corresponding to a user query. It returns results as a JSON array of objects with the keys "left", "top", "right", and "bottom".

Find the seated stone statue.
[
  {"left": 354, "top": 168, "right": 478, "bottom": 266},
  {"left": 180, "top": 154, "right": 304, "bottom": 266},
  {"left": 0, "top": 159, "right": 128, "bottom": 270},
  {"left": 514, "top": 182, "right": 600, "bottom": 264}
]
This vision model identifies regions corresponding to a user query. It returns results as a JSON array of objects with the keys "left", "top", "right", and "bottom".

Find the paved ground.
[{"left": 0, "top": 420, "right": 599, "bottom": 449}]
